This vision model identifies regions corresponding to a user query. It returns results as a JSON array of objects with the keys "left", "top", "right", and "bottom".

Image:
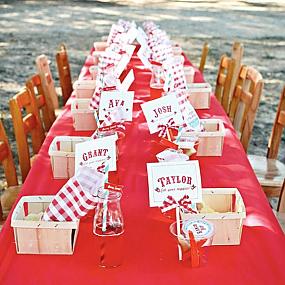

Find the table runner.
[{"left": 0, "top": 49, "right": 284, "bottom": 285}]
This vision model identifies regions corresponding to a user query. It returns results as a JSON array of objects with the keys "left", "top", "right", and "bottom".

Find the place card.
[
  {"left": 75, "top": 134, "right": 117, "bottom": 172},
  {"left": 114, "top": 53, "right": 131, "bottom": 78},
  {"left": 141, "top": 94, "right": 184, "bottom": 134},
  {"left": 99, "top": 90, "right": 134, "bottom": 121},
  {"left": 125, "top": 27, "right": 138, "bottom": 44},
  {"left": 137, "top": 46, "right": 152, "bottom": 69},
  {"left": 136, "top": 27, "right": 148, "bottom": 48},
  {"left": 116, "top": 69, "right": 135, "bottom": 91},
  {"left": 147, "top": 160, "right": 202, "bottom": 207}
]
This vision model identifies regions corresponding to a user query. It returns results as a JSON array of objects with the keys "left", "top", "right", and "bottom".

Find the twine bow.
[{"left": 160, "top": 195, "right": 197, "bottom": 213}]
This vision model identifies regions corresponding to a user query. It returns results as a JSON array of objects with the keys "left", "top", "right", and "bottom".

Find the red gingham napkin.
[{"left": 42, "top": 166, "right": 105, "bottom": 221}]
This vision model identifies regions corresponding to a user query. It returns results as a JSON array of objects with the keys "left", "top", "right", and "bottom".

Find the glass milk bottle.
[
  {"left": 150, "top": 61, "right": 164, "bottom": 99},
  {"left": 93, "top": 190, "right": 124, "bottom": 268}
]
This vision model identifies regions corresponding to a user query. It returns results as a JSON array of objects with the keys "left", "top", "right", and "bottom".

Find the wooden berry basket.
[
  {"left": 73, "top": 80, "right": 96, "bottom": 99},
  {"left": 186, "top": 83, "right": 212, "bottom": 109},
  {"left": 179, "top": 119, "right": 225, "bottom": 156},
  {"left": 11, "top": 196, "right": 79, "bottom": 254},
  {"left": 48, "top": 136, "right": 91, "bottom": 179},
  {"left": 71, "top": 99, "right": 98, "bottom": 131},
  {"left": 180, "top": 188, "right": 246, "bottom": 245}
]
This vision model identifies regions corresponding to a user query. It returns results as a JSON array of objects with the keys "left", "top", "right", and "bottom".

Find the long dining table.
[{"left": 0, "top": 46, "right": 285, "bottom": 285}]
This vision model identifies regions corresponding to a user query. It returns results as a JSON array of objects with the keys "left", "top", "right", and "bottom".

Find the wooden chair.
[
  {"left": 215, "top": 54, "right": 236, "bottom": 114},
  {"left": 277, "top": 179, "right": 285, "bottom": 212},
  {"left": 56, "top": 44, "right": 73, "bottom": 105},
  {"left": 0, "top": 120, "right": 21, "bottom": 221},
  {"left": 26, "top": 74, "right": 56, "bottom": 132},
  {"left": 36, "top": 54, "right": 59, "bottom": 120},
  {"left": 248, "top": 86, "right": 285, "bottom": 197},
  {"left": 9, "top": 87, "right": 45, "bottom": 182},
  {"left": 199, "top": 42, "right": 209, "bottom": 73},
  {"left": 229, "top": 65, "right": 263, "bottom": 151},
  {"left": 229, "top": 42, "right": 244, "bottom": 103}
]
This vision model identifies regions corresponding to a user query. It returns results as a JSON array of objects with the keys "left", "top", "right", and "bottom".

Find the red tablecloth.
[{"left": 0, "top": 52, "right": 284, "bottom": 285}]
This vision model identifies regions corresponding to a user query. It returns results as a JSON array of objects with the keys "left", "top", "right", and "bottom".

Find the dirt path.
[{"left": 0, "top": 0, "right": 284, "bottom": 180}]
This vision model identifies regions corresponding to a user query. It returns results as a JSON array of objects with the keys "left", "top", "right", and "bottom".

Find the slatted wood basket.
[
  {"left": 73, "top": 80, "right": 96, "bottom": 98},
  {"left": 71, "top": 99, "right": 98, "bottom": 131},
  {"left": 186, "top": 83, "right": 212, "bottom": 109},
  {"left": 180, "top": 119, "right": 225, "bottom": 156},
  {"left": 11, "top": 196, "right": 79, "bottom": 254},
  {"left": 48, "top": 136, "right": 91, "bottom": 179},
  {"left": 180, "top": 188, "right": 246, "bottom": 245}
]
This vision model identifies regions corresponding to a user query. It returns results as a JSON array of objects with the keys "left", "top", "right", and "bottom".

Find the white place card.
[
  {"left": 114, "top": 54, "right": 131, "bottom": 78},
  {"left": 126, "top": 27, "right": 138, "bottom": 44},
  {"left": 75, "top": 134, "right": 118, "bottom": 172},
  {"left": 99, "top": 90, "right": 134, "bottom": 121},
  {"left": 147, "top": 160, "right": 202, "bottom": 207},
  {"left": 141, "top": 94, "right": 184, "bottom": 134},
  {"left": 136, "top": 27, "right": 148, "bottom": 47},
  {"left": 125, "top": 44, "right": 136, "bottom": 58},
  {"left": 137, "top": 46, "right": 152, "bottom": 69},
  {"left": 116, "top": 69, "right": 135, "bottom": 91}
]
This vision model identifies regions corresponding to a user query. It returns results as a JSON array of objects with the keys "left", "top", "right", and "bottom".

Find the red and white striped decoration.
[
  {"left": 163, "top": 58, "right": 187, "bottom": 92},
  {"left": 160, "top": 195, "right": 197, "bottom": 213},
  {"left": 42, "top": 166, "right": 105, "bottom": 222},
  {"left": 157, "top": 117, "right": 177, "bottom": 138}
]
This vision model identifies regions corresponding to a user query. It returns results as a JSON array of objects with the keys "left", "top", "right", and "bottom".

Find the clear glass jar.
[
  {"left": 150, "top": 61, "right": 164, "bottom": 99},
  {"left": 93, "top": 190, "right": 124, "bottom": 268}
]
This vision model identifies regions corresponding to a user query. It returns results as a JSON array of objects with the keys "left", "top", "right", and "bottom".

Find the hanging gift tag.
[
  {"left": 165, "top": 90, "right": 201, "bottom": 132},
  {"left": 141, "top": 94, "right": 184, "bottom": 135},
  {"left": 75, "top": 134, "right": 118, "bottom": 172},
  {"left": 147, "top": 160, "right": 202, "bottom": 207},
  {"left": 182, "top": 219, "right": 214, "bottom": 241},
  {"left": 99, "top": 90, "right": 134, "bottom": 121},
  {"left": 156, "top": 148, "right": 189, "bottom": 162},
  {"left": 104, "top": 182, "right": 124, "bottom": 193},
  {"left": 116, "top": 69, "right": 135, "bottom": 91},
  {"left": 176, "top": 136, "right": 198, "bottom": 149}
]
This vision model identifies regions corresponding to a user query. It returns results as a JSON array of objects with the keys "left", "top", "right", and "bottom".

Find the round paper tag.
[{"left": 182, "top": 219, "right": 214, "bottom": 240}]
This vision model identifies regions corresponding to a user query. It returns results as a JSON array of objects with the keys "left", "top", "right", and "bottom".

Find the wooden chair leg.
[
  {"left": 0, "top": 200, "right": 3, "bottom": 221},
  {"left": 277, "top": 179, "right": 285, "bottom": 213}
]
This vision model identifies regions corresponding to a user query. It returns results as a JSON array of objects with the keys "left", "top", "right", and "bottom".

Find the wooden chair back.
[
  {"left": 215, "top": 54, "right": 236, "bottom": 114},
  {"left": 277, "top": 179, "right": 285, "bottom": 212},
  {"left": 229, "top": 42, "right": 244, "bottom": 101},
  {"left": 26, "top": 74, "right": 56, "bottom": 132},
  {"left": 0, "top": 120, "right": 18, "bottom": 187},
  {"left": 56, "top": 44, "right": 73, "bottom": 105},
  {"left": 9, "top": 87, "right": 45, "bottom": 181},
  {"left": 36, "top": 54, "right": 59, "bottom": 111},
  {"left": 229, "top": 65, "right": 263, "bottom": 151},
  {"left": 199, "top": 42, "right": 209, "bottom": 73},
  {"left": 267, "top": 86, "right": 285, "bottom": 159}
]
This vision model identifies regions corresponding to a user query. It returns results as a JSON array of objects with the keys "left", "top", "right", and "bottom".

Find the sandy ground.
[{"left": 0, "top": 0, "right": 284, "bottom": 181}]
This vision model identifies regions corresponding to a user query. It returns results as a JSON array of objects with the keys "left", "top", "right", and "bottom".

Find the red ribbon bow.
[{"left": 160, "top": 195, "right": 197, "bottom": 213}]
